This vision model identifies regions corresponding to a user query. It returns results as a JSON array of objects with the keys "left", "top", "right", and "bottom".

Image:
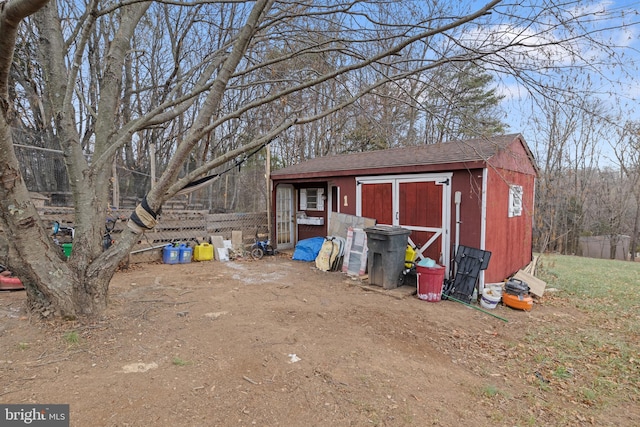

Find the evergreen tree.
[{"left": 422, "top": 63, "right": 506, "bottom": 144}]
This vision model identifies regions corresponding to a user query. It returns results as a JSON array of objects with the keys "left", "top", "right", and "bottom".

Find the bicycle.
[
  {"left": 51, "top": 221, "right": 74, "bottom": 245},
  {"left": 51, "top": 212, "right": 125, "bottom": 253},
  {"left": 250, "top": 232, "right": 276, "bottom": 260},
  {"left": 103, "top": 214, "right": 126, "bottom": 250}
]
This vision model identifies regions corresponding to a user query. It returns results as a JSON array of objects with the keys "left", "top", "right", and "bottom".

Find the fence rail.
[
  {"left": 2, "top": 208, "right": 269, "bottom": 264},
  {"left": 125, "top": 211, "right": 268, "bottom": 263}
]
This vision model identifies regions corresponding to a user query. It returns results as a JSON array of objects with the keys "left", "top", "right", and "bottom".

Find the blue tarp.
[{"left": 292, "top": 237, "right": 325, "bottom": 262}]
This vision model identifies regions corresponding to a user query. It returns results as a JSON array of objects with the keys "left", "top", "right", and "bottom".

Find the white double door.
[{"left": 355, "top": 173, "right": 452, "bottom": 272}]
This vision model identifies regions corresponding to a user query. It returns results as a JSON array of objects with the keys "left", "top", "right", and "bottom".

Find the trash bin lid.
[{"left": 364, "top": 226, "right": 411, "bottom": 236}]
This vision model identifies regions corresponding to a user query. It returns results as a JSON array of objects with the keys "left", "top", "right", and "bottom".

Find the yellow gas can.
[
  {"left": 194, "top": 242, "right": 214, "bottom": 261},
  {"left": 405, "top": 244, "right": 416, "bottom": 268}
]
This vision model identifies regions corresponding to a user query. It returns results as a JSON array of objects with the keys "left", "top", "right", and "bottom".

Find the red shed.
[{"left": 270, "top": 134, "right": 538, "bottom": 285}]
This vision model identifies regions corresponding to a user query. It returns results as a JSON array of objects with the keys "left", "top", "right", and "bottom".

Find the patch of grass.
[
  {"left": 533, "top": 353, "right": 548, "bottom": 364},
  {"left": 63, "top": 331, "right": 80, "bottom": 345},
  {"left": 538, "top": 254, "right": 640, "bottom": 309},
  {"left": 538, "top": 381, "right": 552, "bottom": 392},
  {"left": 171, "top": 356, "right": 190, "bottom": 366},
  {"left": 481, "top": 384, "right": 501, "bottom": 398},
  {"left": 592, "top": 376, "right": 619, "bottom": 397},
  {"left": 553, "top": 366, "right": 572, "bottom": 379},
  {"left": 17, "top": 342, "right": 29, "bottom": 350},
  {"left": 581, "top": 387, "right": 598, "bottom": 404},
  {"left": 529, "top": 254, "right": 640, "bottom": 409}
]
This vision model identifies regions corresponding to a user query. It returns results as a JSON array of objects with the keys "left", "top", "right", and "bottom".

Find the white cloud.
[
  {"left": 567, "top": 0, "right": 613, "bottom": 17},
  {"left": 496, "top": 81, "right": 528, "bottom": 102},
  {"left": 461, "top": 1, "right": 640, "bottom": 72}
]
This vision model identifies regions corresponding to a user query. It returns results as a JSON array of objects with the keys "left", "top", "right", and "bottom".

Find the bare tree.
[
  {"left": 613, "top": 122, "right": 640, "bottom": 261},
  {"left": 586, "top": 167, "right": 633, "bottom": 259},
  {"left": 531, "top": 87, "right": 614, "bottom": 254},
  {"left": 2, "top": 0, "right": 639, "bottom": 319}
]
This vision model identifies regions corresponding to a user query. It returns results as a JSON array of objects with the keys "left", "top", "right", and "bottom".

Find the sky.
[{"left": 494, "top": 0, "right": 640, "bottom": 164}]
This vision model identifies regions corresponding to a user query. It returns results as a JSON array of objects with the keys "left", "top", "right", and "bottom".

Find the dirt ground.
[{"left": 1, "top": 254, "right": 638, "bottom": 427}]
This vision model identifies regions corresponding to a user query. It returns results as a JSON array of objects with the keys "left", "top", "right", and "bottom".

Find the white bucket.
[
  {"left": 480, "top": 288, "right": 501, "bottom": 309},
  {"left": 484, "top": 283, "right": 504, "bottom": 296}
]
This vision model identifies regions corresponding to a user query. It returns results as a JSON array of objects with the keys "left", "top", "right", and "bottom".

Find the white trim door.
[
  {"left": 356, "top": 173, "right": 452, "bottom": 276},
  {"left": 275, "top": 185, "right": 294, "bottom": 249}
]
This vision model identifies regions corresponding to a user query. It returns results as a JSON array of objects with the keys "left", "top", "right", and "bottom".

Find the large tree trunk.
[
  {"left": 0, "top": 0, "right": 81, "bottom": 317},
  {"left": 0, "top": 121, "right": 136, "bottom": 318},
  {"left": 0, "top": 125, "right": 74, "bottom": 317},
  {"left": 0, "top": 0, "right": 270, "bottom": 320},
  {"left": 0, "top": 1, "right": 144, "bottom": 318},
  {"left": 2, "top": 63, "right": 135, "bottom": 318},
  {"left": 2, "top": 0, "right": 147, "bottom": 319}
]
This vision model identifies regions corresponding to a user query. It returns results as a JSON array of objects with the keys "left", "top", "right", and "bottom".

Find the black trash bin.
[{"left": 364, "top": 226, "right": 411, "bottom": 290}]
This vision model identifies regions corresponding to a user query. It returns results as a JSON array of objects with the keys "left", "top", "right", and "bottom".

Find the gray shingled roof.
[{"left": 271, "top": 133, "right": 527, "bottom": 177}]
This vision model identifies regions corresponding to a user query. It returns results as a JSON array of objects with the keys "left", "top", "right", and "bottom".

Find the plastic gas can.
[
  {"left": 178, "top": 244, "right": 192, "bottom": 264},
  {"left": 194, "top": 243, "right": 214, "bottom": 261},
  {"left": 163, "top": 244, "right": 179, "bottom": 264}
]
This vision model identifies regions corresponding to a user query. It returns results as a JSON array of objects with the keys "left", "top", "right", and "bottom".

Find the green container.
[{"left": 62, "top": 243, "right": 73, "bottom": 258}]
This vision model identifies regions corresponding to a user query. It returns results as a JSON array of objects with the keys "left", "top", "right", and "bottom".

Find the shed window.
[
  {"left": 508, "top": 185, "right": 523, "bottom": 217},
  {"left": 300, "top": 188, "right": 324, "bottom": 211}
]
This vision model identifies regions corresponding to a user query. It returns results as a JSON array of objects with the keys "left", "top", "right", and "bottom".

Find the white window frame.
[
  {"left": 508, "top": 185, "right": 523, "bottom": 217},
  {"left": 299, "top": 188, "right": 325, "bottom": 211}
]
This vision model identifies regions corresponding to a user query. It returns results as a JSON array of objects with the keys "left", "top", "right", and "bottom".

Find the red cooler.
[{"left": 416, "top": 265, "right": 445, "bottom": 302}]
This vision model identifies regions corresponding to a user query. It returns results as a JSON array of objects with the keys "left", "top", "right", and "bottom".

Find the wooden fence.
[
  {"left": 30, "top": 207, "right": 269, "bottom": 264},
  {"left": 127, "top": 211, "right": 268, "bottom": 263}
]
